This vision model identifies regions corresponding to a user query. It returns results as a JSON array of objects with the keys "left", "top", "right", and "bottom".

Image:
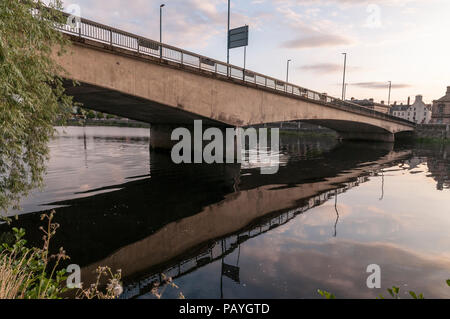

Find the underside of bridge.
[{"left": 64, "top": 81, "right": 405, "bottom": 146}]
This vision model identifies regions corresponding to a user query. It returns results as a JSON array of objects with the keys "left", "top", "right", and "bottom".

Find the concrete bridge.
[{"left": 55, "top": 15, "right": 415, "bottom": 143}]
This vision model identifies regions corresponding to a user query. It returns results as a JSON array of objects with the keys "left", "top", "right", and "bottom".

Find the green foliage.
[
  {"left": 387, "top": 286, "right": 400, "bottom": 299},
  {"left": 317, "top": 289, "right": 335, "bottom": 299},
  {"left": 0, "top": 211, "right": 69, "bottom": 299},
  {"left": 320, "top": 283, "right": 450, "bottom": 299},
  {"left": 0, "top": 211, "right": 128, "bottom": 299},
  {"left": 382, "top": 286, "right": 425, "bottom": 299},
  {"left": 409, "top": 291, "right": 424, "bottom": 299},
  {"left": 86, "top": 110, "right": 96, "bottom": 119},
  {"left": 0, "top": 0, "right": 75, "bottom": 213}
]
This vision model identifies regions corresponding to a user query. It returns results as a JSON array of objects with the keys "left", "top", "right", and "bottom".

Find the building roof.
[
  {"left": 350, "top": 99, "right": 388, "bottom": 108},
  {"left": 436, "top": 87, "right": 450, "bottom": 103},
  {"left": 390, "top": 105, "right": 409, "bottom": 112}
]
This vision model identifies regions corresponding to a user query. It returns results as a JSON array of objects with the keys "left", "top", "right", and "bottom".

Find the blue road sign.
[{"left": 228, "top": 25, "right": 248, "bottom": 49}]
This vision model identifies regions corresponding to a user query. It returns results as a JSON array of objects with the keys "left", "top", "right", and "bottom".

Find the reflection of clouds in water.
[
  {"left": 11, "top": 127, "right": 151, "bottom": 215},
  {"left": 276, "top": 203, "right": 352, "bottom": 241},
  {"left": 240, "top": 148, "right": 289, "bottom": 171},
  {"left": 240, "top": 237, "right": 450, "bottom": 299}
]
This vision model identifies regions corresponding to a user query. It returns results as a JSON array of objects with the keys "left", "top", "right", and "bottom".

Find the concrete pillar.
[
  {"left": 150, "top": 124, "right": 182, "bottom": 152},
  {"left": 149, "top": 123, "right": 239, "bottom": 161},
  {"left": 338, "top": 131, "right": 395, "bottom": 143}
]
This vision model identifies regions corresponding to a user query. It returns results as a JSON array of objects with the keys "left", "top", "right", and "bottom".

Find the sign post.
[{"left": 227, "top": 25, "right": 249, "bottom": 78}]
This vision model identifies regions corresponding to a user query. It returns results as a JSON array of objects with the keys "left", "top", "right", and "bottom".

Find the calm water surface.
[{"left": 2, "top": 126, "right": 450, "bottom": 299}]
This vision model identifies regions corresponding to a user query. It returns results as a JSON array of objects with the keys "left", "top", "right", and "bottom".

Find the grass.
[{"left": 0, "top": 249, "right": 34, "bottom": 299}]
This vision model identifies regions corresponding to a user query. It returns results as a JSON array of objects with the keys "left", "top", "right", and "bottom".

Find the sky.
[{"left": 58, "top": 0, "right": 450, "bottom": 104}]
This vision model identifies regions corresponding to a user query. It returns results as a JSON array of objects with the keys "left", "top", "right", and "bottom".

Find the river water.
[{"left": 2, "top": 126, "right": 450, "bottom": 299}]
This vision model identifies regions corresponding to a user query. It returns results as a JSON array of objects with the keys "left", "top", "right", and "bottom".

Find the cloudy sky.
[{"left": 60, "top": 0, "right": 450, "bottom": 104}]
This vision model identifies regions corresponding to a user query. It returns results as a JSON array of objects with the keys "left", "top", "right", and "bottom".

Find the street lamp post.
[
  {"left": 286, "top": 59, "right": 292, "bottom": 83},
  {"left": 160, "top": 4, "right": 165, "bottom": 58},
  {"left": 227, "top": 0, "right": 231, "bottom": 76},
  {"left": 341, "top": 53, "right": 347, "bottom": 101},
  {"left": 388, "top": 81, "right": 392, "bottom": 107}
]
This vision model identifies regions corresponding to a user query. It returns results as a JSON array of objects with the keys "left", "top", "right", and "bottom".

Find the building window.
[{"left": 439, "top": 104, "right": 445, "bottom": 114}]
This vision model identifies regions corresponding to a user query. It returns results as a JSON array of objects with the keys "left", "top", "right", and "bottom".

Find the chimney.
[
  {"left": 447, "top": 86, "right": 450, "bottom": 94},
  {"left": 369, "top": 98, "right": 374, "bottom": 103},
  {"left": 381, "top": 100, "right": 385, "bottom": 105},
  {"left": 407, "top": 96, "right": 411, "bottom": 105},
  {"left": 415, "top": 95, "right": 423, "bottom": 102}
]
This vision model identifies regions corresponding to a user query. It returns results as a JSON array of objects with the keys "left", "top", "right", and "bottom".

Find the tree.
[
  {"left": 0, "top": 0, "right": 75, "bottom": 213},
  {"left": 86, "top": 110, "right": 96, "bottom": 119}
]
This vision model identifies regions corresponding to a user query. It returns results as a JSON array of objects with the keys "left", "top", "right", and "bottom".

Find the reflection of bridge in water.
[
  {"left": 77, "top": 148, "right": 411, "bottom": 295},
  {"left": 1, "top": 138, "right": 413, "bottom": 298},
  {"left": 120, "top": 175, "right": 371, "bottom": 299}
]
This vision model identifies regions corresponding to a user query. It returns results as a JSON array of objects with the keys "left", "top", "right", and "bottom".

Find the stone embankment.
[{"left": 416, "top": 124, "right": 450, "bottom": 140}]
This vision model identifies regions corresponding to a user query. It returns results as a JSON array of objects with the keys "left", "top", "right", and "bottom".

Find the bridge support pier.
[
  {"left": 150, "top": 123, "right": 239, "bottom": 161},
  {"left": 150, "top": 124, "right": 182, "bottom": 152},
  {"left": 338, "top": 131, "right": 395, "bottom": 143}
]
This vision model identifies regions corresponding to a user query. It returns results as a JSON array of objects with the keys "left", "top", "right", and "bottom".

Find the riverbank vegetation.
[
  {"left": 414, "top": 137, "right": 450, "bottom": 145},
  {"left": 0, "top": 211, "right": 125, "bottom": 299},
  {"left": 0, "top": 0, "right": 124, "bottom": 299},
  {"left": 64, "top": 119, "right": 150, "bottom": 129},
  {"left": 0, "top": 0, "right": 74, "bottom": 213},
  {"left": 279, "top": 130, "right": 338, "bottom": 139}
]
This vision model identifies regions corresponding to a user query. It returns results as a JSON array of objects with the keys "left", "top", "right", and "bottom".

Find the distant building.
[
  {"left": 431, "top": 86, "right": 450, "bottom": 124},
  {"left": 390, "top": 104, "right": 409, "bottom": 120},
  {"left": 349, "top": 98, "right": 390, "bottom": 114},
  {"left": 390, "top": 95, "right": 432, "bottom": 124}
]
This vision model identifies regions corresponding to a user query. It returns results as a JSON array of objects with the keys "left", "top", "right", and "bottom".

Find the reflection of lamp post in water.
[
  {"left": 379, "top": 169, "right": 384, "bottom": 201},
  {"left": 220, "top": 238, "right": 241, "bottom": 298},
  {"left": 334, "top": 189, "right": 340, "bottom": 237}
]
